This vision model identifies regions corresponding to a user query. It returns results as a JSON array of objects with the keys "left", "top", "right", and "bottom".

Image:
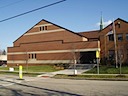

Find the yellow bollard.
[
  {"left": 19, "top": 65, "right": 23, "bottom": 79},
  {"left": 96, "top": 51, "right": 100, "bottom": 74}
]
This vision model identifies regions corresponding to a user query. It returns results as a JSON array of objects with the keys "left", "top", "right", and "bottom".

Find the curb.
[{"left": 53, "top": 77, "right": 128, "bottom": 81}]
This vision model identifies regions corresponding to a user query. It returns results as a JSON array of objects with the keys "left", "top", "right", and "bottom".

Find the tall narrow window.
[
  {"left": 32, "top": 54, "right": 34, "bottom": 59},
  {"left": 126, "top": 33, "right": 128, "bottom": 41},
  {"left": 108, "top": 34, "right": 114, "bottom": 41},
  {"left": 45, "top": 26, "right": 47, "bottom": 30},
  {"left": 39, "top": 27, "right": 42, "bottom": 31},
  {"left": 35, "top": 54, "right": 36, "bottom": 59},
  {"left": 29, "top": 54, "right": 31, "bottom": 59},
  {"left": 42, "top": 26, "right": 45, "bottom": 30},
  {"left": 117, "top": 34, "right": 123, "bottom": 41},
  {"left": 108, "top": 50, "right": 115, "bottom": 60}
]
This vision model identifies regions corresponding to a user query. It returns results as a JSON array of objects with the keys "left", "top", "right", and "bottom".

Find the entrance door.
[{"left": 80, "top": 51, "right": 96, "bottom": 64}]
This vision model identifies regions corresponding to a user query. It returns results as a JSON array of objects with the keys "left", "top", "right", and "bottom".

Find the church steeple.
[{"left": 100, "top": 13, "right": 104, "bottom": 30}]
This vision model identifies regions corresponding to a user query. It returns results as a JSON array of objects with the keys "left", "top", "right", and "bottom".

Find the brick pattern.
[
  {"left": 100, "top": 19, "right": 128, "bottom": 63},
  {"left": 8, "top": 20, "right": 98, "bottom": 66}
]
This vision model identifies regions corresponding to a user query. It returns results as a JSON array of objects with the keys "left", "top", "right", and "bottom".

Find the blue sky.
[{"left": 0, "top": 0, "right": 128, "bottom": 50}]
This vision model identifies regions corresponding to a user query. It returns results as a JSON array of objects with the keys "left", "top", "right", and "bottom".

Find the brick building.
[
  {"left": 100, "top": 18, "right": 128, "bottom": 65},
  {"left": 7, "top": 20, "right": 99, "bottom": 66},
  {"left": 7, "top": 18, "right": 128, "bottom": 66}
]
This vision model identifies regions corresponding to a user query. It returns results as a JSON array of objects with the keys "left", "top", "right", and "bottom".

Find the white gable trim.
[
  {"left": 7, "top": 60, "right": 72, "bottom": 64},
  {"left": 8, "top": 48, "right": 100, "bottom": 55},
  {"left": 34, "top": 23, "right": 53, "bottom": 28}
]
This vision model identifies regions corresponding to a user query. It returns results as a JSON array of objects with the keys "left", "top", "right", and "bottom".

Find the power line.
[{"left": 0, "top": 0, "right": 66, "bottom": 23}]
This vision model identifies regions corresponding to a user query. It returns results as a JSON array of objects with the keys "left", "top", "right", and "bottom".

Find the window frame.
[
  {"left": 39, "top": 26, "right": 47, "bottom": 31},
  {"left": 117, "top": 34, "right": 123, "bottom": 41},
  {"left": 28, "top": 53, "right": 37, "bottom": 59},
  {"left": 108, "top": 50, "right": 115, "bottom": 60},
  {"left": 108, "top": 34, "right": 114, "bottom": 41},
  {"left": 126, "top": 33, "right": 128, "bottom": 41}
]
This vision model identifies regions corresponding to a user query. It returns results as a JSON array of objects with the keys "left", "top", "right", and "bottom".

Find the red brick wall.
[
  {"left": 8, "top": 20, "right": 98, "bottom": 66},
  {"left": 100, "top": 19, "right": 128, "bottom": 63},
  {"left": 14, "top": 20, "right": 84, "bottom": 47}
]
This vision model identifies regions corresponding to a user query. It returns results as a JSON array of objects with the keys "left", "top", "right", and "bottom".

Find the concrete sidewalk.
[{"left": 37, "top": 69, "right": 89, "bottom": 77}]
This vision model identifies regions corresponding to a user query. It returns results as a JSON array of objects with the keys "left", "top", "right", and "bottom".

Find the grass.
[
  {"left": 85, "top": 66, "right": 128, "bottom": 74},
  {"left": 54, "top": 74, "right": 128, "bottom": 80},
  {"left": 22, "top": 65, "right": 61, "bottom": 72},
  {"left": 0, "top": 65, "right": 61, "bottom": 76},
  {"left": 55, "top": 74, "right": 128, "bottom": 78},
  {"left": 0, "top": 65, "right": 61, "bottom": 72},
  {"left": 1, "top": 65, "right": 128, "bottom": 79},
  {"left": 53, "top": 65, "right": 128, "bottom": 80}
]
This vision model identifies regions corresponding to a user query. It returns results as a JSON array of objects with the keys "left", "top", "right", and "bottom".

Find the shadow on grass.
[{"left": 0, "top": 79, "right": 81, "bottom": 96}]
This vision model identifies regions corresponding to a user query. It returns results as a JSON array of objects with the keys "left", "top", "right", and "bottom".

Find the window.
[
  {"left": 39, "top": 27, "right": 42, "bottom": 31},
  {"left": 126, "top": 34, "right": 128, "bottom": 41},
  {"left": 45, "top": 26, "right": 47, "bottom": 30},
  {"left": 108, "top": 50, "right": 115, "bottom": 60},
  {"left": 108, "top": 34, "right": 114, "bottom": 41},
  {"left": 35, "top": 54, "right": 36, "bottom": 58},
  {"left": 39, "top": 26, "right": 47, "bottom": 31},
  {"left": 29, "top": 54, "right": 31, "bottom": 59},
  {"left": 28, "top": 53, "right": 37, "bottom": 59},
  {"left": 32, "top": 54, "right": 34, "bottom": 59},
  {"left": 117, "top": 34, "right": 123, "bottom": 41}
]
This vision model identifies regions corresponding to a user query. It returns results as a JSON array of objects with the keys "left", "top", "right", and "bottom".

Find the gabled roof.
[
  {"left": 100, "top": 18, "right": 128, "bottom": 31},
  {"left": 78, "top": 30, "right": 99, "bottom": 39},
  {"left": 42, "top": 19, "right": 85, "bottom": 37},
  {"left": 14, "top": 19, "right": 85, "bottom": 43},
  {"left": 78, "top": 18, "right": 128, "bottom": 39}
]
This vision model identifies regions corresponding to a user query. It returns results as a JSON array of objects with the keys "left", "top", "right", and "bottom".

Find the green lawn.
[
  {"left": 54, "top": 74, "right": 128, "bottom": 80},
  {"left": 85, "top": 66, "right": 128, "bottom": 74},
  {"left": 0, "top": 65, "right": 61, "bottom": 76},
  {"left": 54, "top": 65, "right": 128, "bottom": 80},
  {"left": 0, "top": 65, "right": 61, "bottom": 72}
]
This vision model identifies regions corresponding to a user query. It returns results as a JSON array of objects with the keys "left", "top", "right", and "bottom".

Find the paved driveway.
[{"left": 53, "top": 69, "right": 87, "bottom": 75}]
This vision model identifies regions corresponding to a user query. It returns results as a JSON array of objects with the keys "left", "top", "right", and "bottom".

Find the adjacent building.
[
  {"left": 7, "top": 18, "right": 128, "bottom": 66},
  {"left": 100, "top": 18, "right": 128, "bottom": 65},
  {"left": 0, "top": 55, "right": 7, "bottom": 66}
]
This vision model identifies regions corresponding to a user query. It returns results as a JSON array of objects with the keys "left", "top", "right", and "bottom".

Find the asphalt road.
[{"left": 0, "top": 75, "right": 128, "bottom": 96}]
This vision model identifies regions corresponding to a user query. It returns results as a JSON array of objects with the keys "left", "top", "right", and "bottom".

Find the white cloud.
[
  {"left": 104, "top": 20, "right": 112, "bottom": 26},
  {"left": 96, "top": 20, "right": 112, "bottom": 27}
]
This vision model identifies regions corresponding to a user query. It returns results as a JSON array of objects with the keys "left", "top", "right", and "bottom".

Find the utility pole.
[{"left": 113, "top": 19, "right": 118, "bottom": 68}]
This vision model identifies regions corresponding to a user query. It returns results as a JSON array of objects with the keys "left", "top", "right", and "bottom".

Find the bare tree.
[
  {"left": 70, "top": 44, "right": 81, "bottom": 75},
  {"left": 118, "top": 46, "right": 124, "bottom": 74},
  {"left": 70, "top": 44, "right": 81, "bottom": 64}
]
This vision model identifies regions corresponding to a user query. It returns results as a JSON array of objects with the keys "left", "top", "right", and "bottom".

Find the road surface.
[{"left": 0, "top": 75, "right": 128, "bottom": 96}]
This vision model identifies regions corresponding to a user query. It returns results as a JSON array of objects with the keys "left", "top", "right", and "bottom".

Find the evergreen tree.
[{"left": 2, "top": 50, "right": 6, "bottom": 55}]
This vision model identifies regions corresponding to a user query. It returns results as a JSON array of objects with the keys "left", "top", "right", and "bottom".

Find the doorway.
[{"left": 80, "top": 51, "right": 96, "bottom": 64}]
